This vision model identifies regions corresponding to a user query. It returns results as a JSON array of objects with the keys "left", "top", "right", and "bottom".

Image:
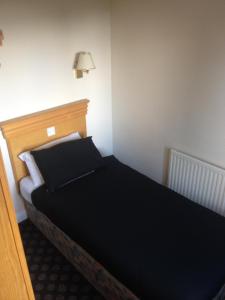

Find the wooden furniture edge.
[{"left": 0, "top": 151, "right": 35, "bottom": 299}]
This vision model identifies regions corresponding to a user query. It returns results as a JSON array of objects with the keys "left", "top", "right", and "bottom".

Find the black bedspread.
[{"left": 32, "top": 156, "right": 225, "bottom": 300}]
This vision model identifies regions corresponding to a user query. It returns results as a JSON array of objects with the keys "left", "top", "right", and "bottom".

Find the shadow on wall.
[
  {"left": 162, "top": 147, "right": 170, "bottom": 186},
  {"left": 73, "top": 52, "right": 83, "bottom": 79}
]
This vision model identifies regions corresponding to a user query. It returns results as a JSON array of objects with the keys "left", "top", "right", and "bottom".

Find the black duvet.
[{"left": 32, "top": 156, "right": 225, "bottom": 300}]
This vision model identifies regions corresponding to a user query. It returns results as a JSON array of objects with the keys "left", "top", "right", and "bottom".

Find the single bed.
[{"left": 1, "top": 99, "right": 225, "bottom": 300}]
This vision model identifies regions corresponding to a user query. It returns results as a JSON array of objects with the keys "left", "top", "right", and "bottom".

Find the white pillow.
[{"left": 19, "top": 132, "right": 81, "bottom": 187}]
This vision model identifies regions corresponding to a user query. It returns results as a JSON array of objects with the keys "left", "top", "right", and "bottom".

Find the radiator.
[{"left": 168, "top": 149, "right": 225, "bottom": 216}]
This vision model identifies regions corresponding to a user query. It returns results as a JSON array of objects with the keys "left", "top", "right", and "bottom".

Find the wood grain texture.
[
  {"left": 0, "top": 99, "right": 89, "bottom": 184},
  {"left": 0, "top": 151, "right": 34, "bottom": 300}
]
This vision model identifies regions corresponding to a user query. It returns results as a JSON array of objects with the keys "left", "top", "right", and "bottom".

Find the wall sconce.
[{"left": 75, "top": 52, "right": 95, "bottom": 78}]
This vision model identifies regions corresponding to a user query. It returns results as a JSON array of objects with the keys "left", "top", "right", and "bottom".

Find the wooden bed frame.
[{"left": 0, "top": 99, "right": 138, "bottom": 300}]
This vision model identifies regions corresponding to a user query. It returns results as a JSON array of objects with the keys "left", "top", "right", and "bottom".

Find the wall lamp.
[{"left": 75, "top": 52, "right": 95, "bottom": 78}]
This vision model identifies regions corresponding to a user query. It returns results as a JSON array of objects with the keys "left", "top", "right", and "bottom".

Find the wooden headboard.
[{"left": 0, "top": 99, "right": 89, "bottom": 184}]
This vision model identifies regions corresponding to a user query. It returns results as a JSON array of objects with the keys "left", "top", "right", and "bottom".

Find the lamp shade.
[{"left": 76, "top": 52, "right": 96, "bottom": 71}]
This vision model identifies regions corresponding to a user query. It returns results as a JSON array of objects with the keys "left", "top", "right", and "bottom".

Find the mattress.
[
  {"left": 20, "top": 176, "right": 36, "bottom": 203},
  {"left": 31, "top": 155, "right": 225, "bottom": 300}
]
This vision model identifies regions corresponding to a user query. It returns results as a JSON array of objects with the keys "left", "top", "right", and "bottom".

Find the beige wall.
[
  {"left": 112, "top": 0, "right": 225, "bottom": 184},
  {"left": 0, "top": 0, "right": 112, "bottom": 221}
]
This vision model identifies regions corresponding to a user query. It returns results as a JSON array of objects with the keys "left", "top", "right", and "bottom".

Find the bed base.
[{"left": 24, "top": 201, "right": 139, "bottom": 300}]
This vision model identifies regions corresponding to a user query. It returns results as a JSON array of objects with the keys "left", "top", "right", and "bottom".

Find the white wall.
[
  {"left": 2, "top": 0, "right": 225, "bottom": 221},
  {"left": 0, "top": 0, "right": 112, "bottom": 222},
  {"left": 112, "top": 0, "right": 225, "bottom": 184}
]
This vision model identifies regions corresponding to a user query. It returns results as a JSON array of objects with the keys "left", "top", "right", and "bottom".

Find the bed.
[{"left": 1, "top": 99, "right": 225, "bottom": 300}]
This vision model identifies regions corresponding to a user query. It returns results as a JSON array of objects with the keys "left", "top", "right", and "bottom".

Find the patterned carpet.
[{"left": 19, "top": 220, "right": 105, "bottom": 300}]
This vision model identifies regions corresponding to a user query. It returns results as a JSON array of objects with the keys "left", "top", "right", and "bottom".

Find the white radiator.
[{"left": 168, "top": 149, "right": 225, "bottom": 216}]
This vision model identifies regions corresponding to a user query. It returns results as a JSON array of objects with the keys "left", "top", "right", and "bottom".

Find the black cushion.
[{"left": 31, "top": 137, "right": 104, "bottom": 192}]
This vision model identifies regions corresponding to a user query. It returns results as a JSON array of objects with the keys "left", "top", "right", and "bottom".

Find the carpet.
[{"left": 19, "top": 220, "right": 105, "bottom": 300}]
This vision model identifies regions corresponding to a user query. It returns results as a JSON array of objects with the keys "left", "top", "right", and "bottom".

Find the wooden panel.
[
  {"left": 0, "top": 99, "right": 89, "bottom": 184},
  {"left": 0, "top": 151, "right": 34, "bottom": 300}
]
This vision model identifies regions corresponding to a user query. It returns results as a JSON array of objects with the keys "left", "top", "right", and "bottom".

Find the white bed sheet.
[{"left": 20, "top": 176, "right": 36, "bottom": 204}]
